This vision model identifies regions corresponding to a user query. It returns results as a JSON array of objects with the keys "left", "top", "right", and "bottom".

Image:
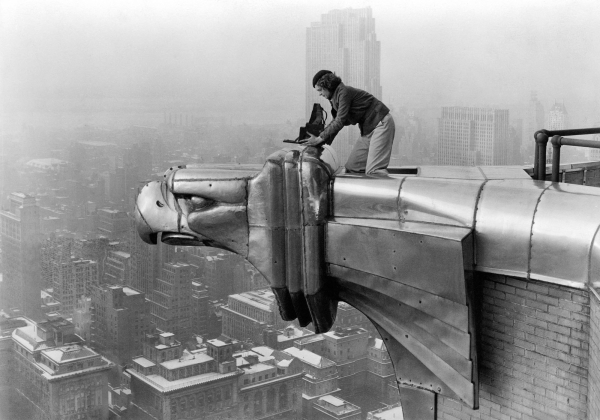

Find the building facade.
[
  {"left": 149, "top": 262, "right": 193, "bottom": 343},
  {"left": 127, "top": 334, "right": 243, "bottom": 420},
  {"left": 222, "top": 289, "right": 290, "bottom": 345},
  {"left": 90, "top": 284, "right": 151, "bottom": 367},
  {"left": 10, "top": 317, "right": 113, "bottom": 420},
  {"left": 437, "top": 106, "right": 510, "bottom": 166},
  {"left": 0, "top": 192, "right": 42, "bottom": 318},
  {"left": 306, "top": 7, "right": 382, "bottom": 164}
]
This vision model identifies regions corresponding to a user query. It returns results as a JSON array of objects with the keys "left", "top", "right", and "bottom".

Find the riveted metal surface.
[
  {"left": 531, "top": 184, "right": 600, "bottom": 286},
  {"left": 247, "top": 226, "right": 286, "bottom": 288},
  {"left": 187, "top": 205, "right": 248, "bottom": 256},
  {"left": 372, "top": 324, "right": 462, "bottom": 404},
  {"left": 333, "top": 176, "right": 403, "bottom": 220},
  {"left": 329, "top": 265, "right": 469, "bottom": 332},
  {"left": 247, "top": 160, "right": 285, "bottom": 227},
  {"left": 397, "top": 386, "right": 437, "bottom": 420},
  {"left": 340, "top": 287, "right": 475, "bottom": 406},
  {"left": 399, "top": 178, "right": 484, "bottom": 227},
  {"left": 475, "top": 180, "right": 547, "bottom": 276},
  {"left": 168, "top": 169, "right": 253, "bottom": 203},
  {"left": 338, "top": 278, "right": 472, "bottom": 372},
  {"left": 284, "top": 150, "right": 303, "bottom": 295},
  {"left": 327, "top": 219, "right": 471, "bottom": 304}
]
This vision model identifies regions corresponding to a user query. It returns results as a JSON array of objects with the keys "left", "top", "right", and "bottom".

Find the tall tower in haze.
[
  {"left": 522, "top": 91, "right": 545, "bottom": 164},
  {"left": 306, "top": 7, "right": 382, "bottom": 163},
  {"left": 0, "top": 193, "right": 42, "bottom": 318}
]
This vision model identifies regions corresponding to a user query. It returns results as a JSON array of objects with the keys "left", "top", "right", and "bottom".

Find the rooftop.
[
  {"left": 283, "top": 347, "right": 335, "bottom": 368},
  {"left": 43, "top": 345, "right": 97, "bottom": 363}
]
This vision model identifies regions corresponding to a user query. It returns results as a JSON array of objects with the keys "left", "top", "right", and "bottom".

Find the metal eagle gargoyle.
[{"left": 135, "top": 145, "right": 600, "bottom": 419}]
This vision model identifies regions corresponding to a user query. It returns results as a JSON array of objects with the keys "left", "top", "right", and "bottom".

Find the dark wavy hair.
[{"left": 316, "top": 73, "right": 342, "bottom": 92}]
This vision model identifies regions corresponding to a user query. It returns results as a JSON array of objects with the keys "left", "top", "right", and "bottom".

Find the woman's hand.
[{"left": 300, "top": 133, "right": 324, "bottom": 147}]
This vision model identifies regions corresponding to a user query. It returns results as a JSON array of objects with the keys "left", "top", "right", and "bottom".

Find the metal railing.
[{"left": 533, "top": 127, "right": 600, "bottom": 181}]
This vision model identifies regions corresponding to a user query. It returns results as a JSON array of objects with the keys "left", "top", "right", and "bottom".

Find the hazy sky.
[{"left": 1, "top": 0, "right": 599, "bottom": 125}]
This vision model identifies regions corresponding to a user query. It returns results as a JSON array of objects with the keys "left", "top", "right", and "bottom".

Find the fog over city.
[
  {"left": 2, "top": 0, "right": 599, "bottom": 128},
  {"left": 1, "top": 1, "right": 600, "bottom": 420}
]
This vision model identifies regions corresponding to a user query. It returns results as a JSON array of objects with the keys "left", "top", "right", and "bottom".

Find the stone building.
[
  {"left": 127, "top": 333, "right": 242, "bottom": 419},
  {"left": 9, "top": 317, "right": 113, "bottom": 420}
]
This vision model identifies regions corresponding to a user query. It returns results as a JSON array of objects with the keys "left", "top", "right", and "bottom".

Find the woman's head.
[{"left": 313, "top": 71, "right": 342, "bottom": 100}]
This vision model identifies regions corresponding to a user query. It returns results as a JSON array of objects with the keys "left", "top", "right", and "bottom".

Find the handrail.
[{"left": 533, "top": 127, "right": 600, "bottom": 181}]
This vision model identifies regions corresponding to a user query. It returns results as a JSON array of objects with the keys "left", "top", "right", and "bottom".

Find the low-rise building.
[
  {"left": 127, "top": 333, "right": 242, "bottom": 419},
  {"left": 313, "top": 395, "right": 362, "bottom": 420},
  {"left": 234, "top": 346, "right": 304, "bottom": 419},
  {"left": 10, "top": 317, "right": 113, "bottom": 420}
]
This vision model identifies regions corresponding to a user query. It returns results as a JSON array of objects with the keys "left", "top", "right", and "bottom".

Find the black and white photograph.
[{"left": 1, "top": 1, "right": 600, "bottom": 419}]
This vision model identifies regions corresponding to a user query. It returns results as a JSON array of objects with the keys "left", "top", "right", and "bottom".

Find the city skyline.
[{"left": 1, "top": 0, "right": 599, "bottom": 130}]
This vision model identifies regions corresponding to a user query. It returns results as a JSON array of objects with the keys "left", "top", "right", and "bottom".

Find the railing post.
[
  {"left": 551, "top": 135, "right": 562, "bottom": 183},
  {"left": 535, "top": 131, "right": 549, "bottom": 181}
]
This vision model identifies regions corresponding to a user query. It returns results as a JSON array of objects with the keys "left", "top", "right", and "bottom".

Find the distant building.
[
  {"left": 53, "top": 258, "right": 98, "bottom": 317},
  {"left": 306, "top": 7, "right": 382, "bottom": 164},
  {"left": 334, "top": 302, "right": 375, "bottom": 334},
  {"left": 149, "top": 262, "right": 193, "bottom": 343},
  {"left": 0, "top": 192, "right": 42, "bottom": 318},
  {"left": 73, "top": 295, "right": 92, "bottom": 343},
  {"left": 10, "top": 317, "right": 113, "bottom": 420},
  {"left": 103, "top": 250, "right": 131, "bottom": 286},
  {"left": 321, "top": 327, "right": 370, "bottom": 395},
  {"left": 437, "top": 107, "right": 509, "bottom": 166},
  {"left": 222, "top": 289, "right": 290, "bottom": 344},
  {"left": 366, "top": 402, "right": 403, "bottom": 420},
  {"left": 90, "top": 284, "right": 151, "bottom": 367},
  {"left": 366, "top": 338, "right": 394, "bottom": 396},
  {"left": 234, "top": 346, "right": 304, "bottom": 419},
  {"left": 313, "top": 395, "right": 362, "bottom": 420},
  {"left": 191, "top": 281, "right": 209, "bottom": 338},
  {"left": 283, "top": 346, "right": 340, "bottom": 416},
  {"left": 547, "top": 102, "right": 569, "bottom": 131},
  {"left": 97, "top": 208, "right": 129, "bottom": 240},
  {"left": 263, "top": 325, "right": 316, "bottom": 350},
  {"left": 127, "top": 333, "right": 243, "bottom": 420}
]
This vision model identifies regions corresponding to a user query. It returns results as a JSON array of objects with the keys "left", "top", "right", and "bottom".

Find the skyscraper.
[
  {"left": 437, "top": 107, "right": 509, "bottom": 166},
  {"left": 547, "top": 101, "right": 569, "bottom": 131},
  {"left": 0, "top": 193, "right": 42, "bottom": 318},
  {"left": 306, "top": 7, "right": 382, "bottom": 163}
]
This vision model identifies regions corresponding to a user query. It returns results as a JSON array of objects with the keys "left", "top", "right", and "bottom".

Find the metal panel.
[
  {"left": 585, "top": 167, "right": 600, "bottom": 187},
  {"left": 399, "top": 178, "right": 484, "bottom": 227},
  {"left": 416, "top": 166, "right": 485, "bottom": 180},
  {"left": 247, "top": 226, "right": 286, "bottom": 288},
  {"left": 333, "top": 176, "right": 403, "bottom": 219},
  {"left": 338, "top": 278, "right": 471, "bottom": 362},
  {"left": 327, "top": 220, "right": 471, "bottom": 304},
  {"left": 303, "top": 225, "right": 325, "bottom": 295},
  {"left": 329, "top": 265, "right": 469, "bottom": 332},
  {"left": 475, "top": 180, "right": 547, "bottom": 275},
  {"left": 187, "top": 205, "right": 248, "bottom": 256},
  {"left": 169, "top": 169, "right": 253, "bottom": 202},
  {"left": 247, "top": 159, "right": 285, "bottom": 227},
  {"left": 300, "top": 158, "right": 330, "bottom": 225},
  {"left": 531, "top": 184, "right": 600, "bottom": 286},
  {"left": 340, "top": 288, "right": 475, "bottom": 406},
  {"left": 590, "top": 229, "right": 600, "bottom": 288},
  {"left": 397, "top": 386, "right": 437, "bottom": 420},
  {"left": 478, "top": 166, "right": 532, "bottom": 179}
]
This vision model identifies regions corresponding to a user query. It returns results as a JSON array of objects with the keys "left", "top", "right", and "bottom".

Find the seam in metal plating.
[
  {"left": 528, "top": 183, "right": 553, "bottom": 279},
  {"left": 471, "top": 180, "right": 488, "bottom": 268},
  {"left": 586, "top": 223, "right": 600, "bottom": 286},
  {"left": 395, "top": 176, "right": 408, "bottom": 225}
]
